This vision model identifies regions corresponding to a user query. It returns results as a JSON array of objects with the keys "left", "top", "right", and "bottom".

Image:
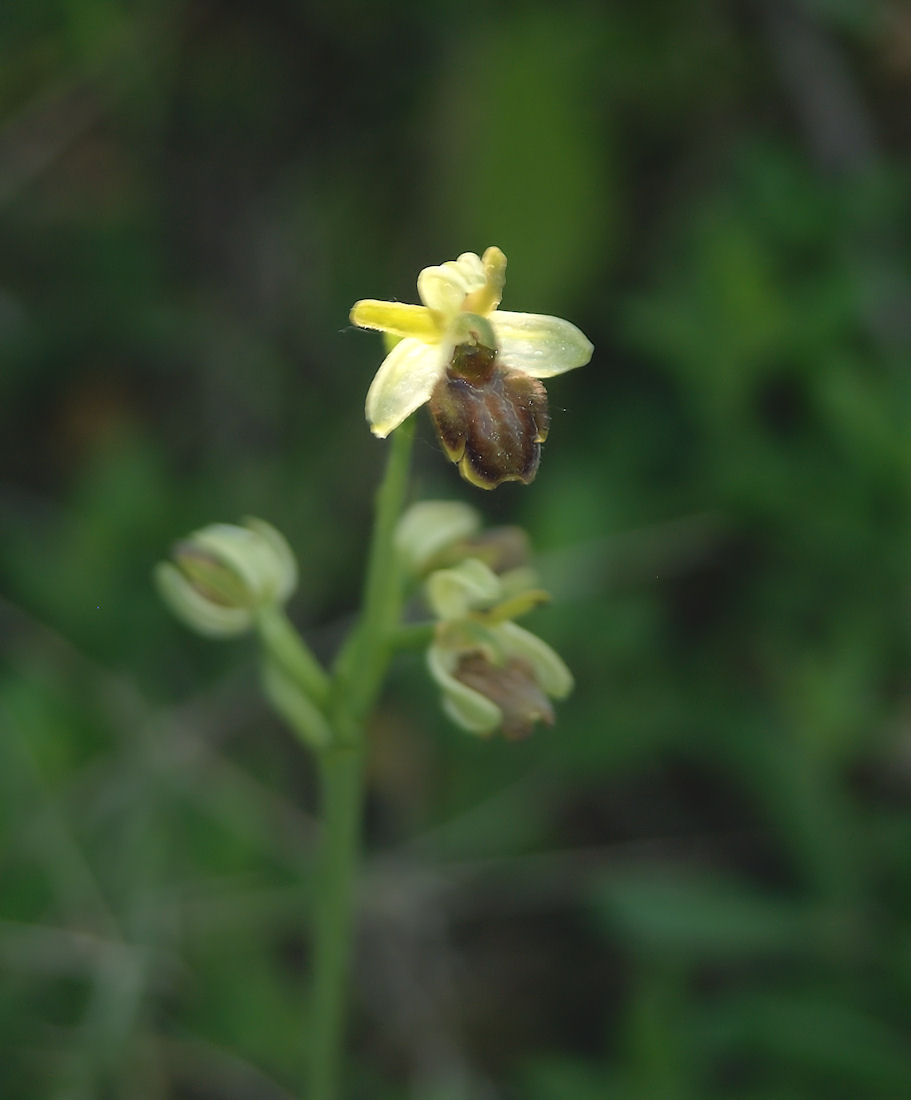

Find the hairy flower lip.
[
  {"left": 454, "top": 652, "right": 555, "bottom": 741},
  {"left": 429, "top": 357, "right": 550, "bottom": 490},
  {"left": 351, "top": 247, "right": 593, "bottom": 446}
]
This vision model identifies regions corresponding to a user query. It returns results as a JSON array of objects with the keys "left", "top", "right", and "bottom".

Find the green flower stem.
[
  {"left": 334, "top": 414, "right": 417, "bottom": 731},
  {"left": 307, "top": 746, "right": 364, "bottom": 1100},
  {"left": 308, "top": 415, "right": 416, "bottom": 1100},
  {"left": 256, "top": 604, "right": 331, "bottom": 708}
]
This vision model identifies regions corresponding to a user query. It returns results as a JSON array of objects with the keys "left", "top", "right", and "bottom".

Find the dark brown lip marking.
[{"left": 428, "top": 343, "right": 550, "bottom": 490}]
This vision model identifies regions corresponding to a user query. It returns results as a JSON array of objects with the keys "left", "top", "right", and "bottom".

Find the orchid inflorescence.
[
  {"left": 157, "top": 247, "right": 590, "bottom": 740},
  {"left": 153, "top": 246, "right": 591, "bottom": 1097}
]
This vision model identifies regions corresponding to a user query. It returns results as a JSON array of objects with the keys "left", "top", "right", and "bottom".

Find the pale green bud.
[
  {"left": 395, "top": 500, "right": 481, "bottom": 575},
  {"left": 155, "top": 517, "right": 297, "bottom": 638},
  {"left": 460, "top": 526, "right": 531, "bottom": 575}
]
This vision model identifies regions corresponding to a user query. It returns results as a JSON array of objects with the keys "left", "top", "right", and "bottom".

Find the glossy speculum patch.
[{"left": 428, "top": 342, "right": 550, "bottom": 490}]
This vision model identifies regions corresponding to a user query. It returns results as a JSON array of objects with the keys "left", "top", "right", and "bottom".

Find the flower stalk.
[
  {"left": 308, "top": 415, "right": 416, "bottom": 1099},
  {"left": 307, "top": 745, "right": 365, "bottom": 1100},
  {"left": 256, "top": 604, "right": 331, "bottom": 707},
  {"left": 332, "top": 415, "right": 417, "bottom": 732}
]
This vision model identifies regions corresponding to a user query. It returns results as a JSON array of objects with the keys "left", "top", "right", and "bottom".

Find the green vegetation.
[{"left": 3, "top": 1, "right": 911, "bottom": 1097}]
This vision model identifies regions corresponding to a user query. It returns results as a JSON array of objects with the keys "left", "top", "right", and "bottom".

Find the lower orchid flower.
[{"left": 423, "top": 558, "right": 573, "bottom": 740}]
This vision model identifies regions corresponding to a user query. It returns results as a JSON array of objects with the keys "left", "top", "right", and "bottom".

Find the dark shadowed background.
[{"left": 3, "top": 1, "right": 911, "bottom": 1097}]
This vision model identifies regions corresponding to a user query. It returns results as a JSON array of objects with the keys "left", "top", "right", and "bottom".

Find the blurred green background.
[{"left": 3, "top": 0, "right": 911, "bottom": 1097}]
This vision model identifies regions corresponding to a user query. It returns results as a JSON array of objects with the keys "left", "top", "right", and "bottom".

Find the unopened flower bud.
[
  {"left": 395, "top": 501, "right": 536, "bottom": 587},
  {"left": 458, "top": 525, "right": 531, "bottom": 574},
  {"left": 155, "top": 517, "right": 297, "bottom": 637},
  {"left": 395, "top": 500, "right": 481, "bottom": 575}
]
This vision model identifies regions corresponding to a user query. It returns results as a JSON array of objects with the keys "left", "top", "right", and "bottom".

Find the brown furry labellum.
[
  {"left": 428, "top": 342, "right": 550, "bottom": 490},
  {"left": 454, "top": 651, "right": 555, "bottom": 739}
]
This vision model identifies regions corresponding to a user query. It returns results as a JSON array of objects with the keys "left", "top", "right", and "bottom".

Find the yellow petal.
[
  {"left": 417, "top": 255, "right": 484, "bottom": 318},
  {"left": 350, "top": 300, "right": 440, "bottom": 341},
  {"left": 490, "top": 310, "right": 594, "bottom": 378},
  {"left": 462, "top": 246, "right": 507, "bottom": 315},
  {"left": 453, "top": 252, "right": 486, "bottom": 286},
  {"left": 365, "top": 338, "right": 447, "bottom": 438}
]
